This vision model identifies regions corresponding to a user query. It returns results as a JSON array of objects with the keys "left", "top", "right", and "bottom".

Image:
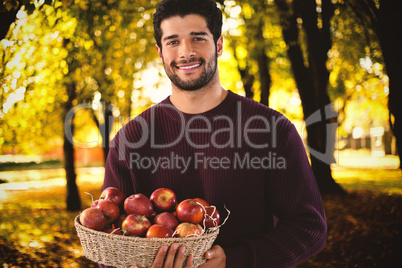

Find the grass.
[
  {"left": 332, "top": 168, "right": 402, "bottom": 194},
  {"left": 0, "top": 175, "right": 102, "bottom": 267},
  {"left": 0, "top": 160, "right": 63, "bottom": 172},
  {"left": 300, "top": 190, "right": 402, "bottom": 267},
  {"left": 0, "top": 151, "right": 401, "bottom": 267}
]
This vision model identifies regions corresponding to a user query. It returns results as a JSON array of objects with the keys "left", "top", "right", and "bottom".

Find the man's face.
[{"left": 156, "top": 14, "right": 223, "bottom": 91}]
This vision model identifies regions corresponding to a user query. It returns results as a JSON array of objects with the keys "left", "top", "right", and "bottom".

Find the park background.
[{"left": 0, "top": 0, "right": 401, "bottom": 267}]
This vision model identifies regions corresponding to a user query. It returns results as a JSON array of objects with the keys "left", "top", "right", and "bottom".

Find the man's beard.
[{"left": 163, "top": 52, "right": 218, "bottom": 91}]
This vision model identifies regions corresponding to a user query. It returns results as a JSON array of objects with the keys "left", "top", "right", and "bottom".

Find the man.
[{"left": 101, "top": 0, "right": 327, "bottom": 267}]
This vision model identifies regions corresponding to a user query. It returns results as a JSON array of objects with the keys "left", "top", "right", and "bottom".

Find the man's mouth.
[
  {"left": 172, "top": 58, "right": 205, "bottom": 70},
  {"left": 177, "top": 63, "right": 201, "bottom": 70}
]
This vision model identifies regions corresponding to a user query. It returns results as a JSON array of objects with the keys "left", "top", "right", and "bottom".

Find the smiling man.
[
  {"left": 158, "top": 16, "right": 220, "bottom": 92},
  {"left": 101, "top": 0, "right": 327, "bottom": 267},
  {"left": 155, "top": 12, "right": 227, "bottom": 115}
]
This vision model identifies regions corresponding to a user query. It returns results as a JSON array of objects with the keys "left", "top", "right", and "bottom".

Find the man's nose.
[{"left": 179, "top": 40, "right": 195, "bottom": 58}]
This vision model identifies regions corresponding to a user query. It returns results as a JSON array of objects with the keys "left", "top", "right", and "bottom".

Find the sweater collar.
[{"left": 160, "top": 90, "right": 238, "bottom": 123}]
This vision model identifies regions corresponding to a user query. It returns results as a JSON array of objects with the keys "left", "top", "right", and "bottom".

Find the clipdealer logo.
[
  {"left": 64, "top": 101, "right": 338, "bottom": 171},
  {"left": 114, "top": 102, "right": 285, "bottom": 152},
  {"left": 301, "top": 102, "right": 338, "bottom": 166},
  {"left": 128, "top": 151, "right": 286, "bottom": 174}
]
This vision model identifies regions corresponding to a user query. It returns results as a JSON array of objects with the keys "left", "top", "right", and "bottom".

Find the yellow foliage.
[
  {"left": 84, "top": 40, "right": 93, "bottom": 50},
  {"left": 242, "top": 3, "right": 254, "bottom": 19}
]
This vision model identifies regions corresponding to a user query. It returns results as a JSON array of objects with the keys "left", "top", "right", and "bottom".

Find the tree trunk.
[
  {"left": 255, "top": 18, "right": 272, "bottom": 107},
  {"left": 64, "top": 113, "right": 81, "bottom": 211},
  {"left": 252, "top": 2, "right": 272, "bottom": 106},
  {"left": 275, "top": 0, "right": 344, "bottom": 193},
  {"left": 91, "top": 100, "right": 113, "bottom": 163},
  {"left": 257, "top": 51, "right": 271, "bottom": 107},
  {"left": 63, "top": 82, "right": 81, "bottom": 211},
  {"left": 239, "top": 66, "right": 255, "bottom": 99},
  {"left": 63, "top": 38, "right": 81, "bottom": 211},
  {"left": 102, "top": 101, "right": 113, "bottom": 163}
]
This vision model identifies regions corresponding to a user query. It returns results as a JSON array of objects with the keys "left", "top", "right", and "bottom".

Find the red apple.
[
  {"left": 154, "top": 212, "right": 180, "bottom": 230},
  {"left": 146, "top": 224, "right": 174, "bottom": 238},
  {"left": 104, "top": 227, "right": 123, "bottom": 235},
  {"left": 91, "top": 199, "right": 100, "bottom": 207},
  {"left": 193, "top": 198, "right": 210, "bottom": 207},
  {"left": 100, "top": 187, "right": 126, "bottom": 206},
  {"left": 121, "top": 213, "right": 151, "bottom": 237},
  {"left": 174, "top": 222, "right": 203, "bottom": 238},
  {"left": 79, "top": 207, "right": 107, "bottom": 231},
  {"left": 114, "top": 214, "right": 126, "bottom": 229},
  {"left": 124, "top": 193, "right": 153, "bottom": 218},
  {"left": 176, "top": 199, "right": 205, "bottom": 224},
  {"left": 203, "top": 206, "right": 221, "bottom": 228},
  {"left": 95, "top": 199, "right": 120, "bottom": 224},
  {"left": 150, "top": 188, "right": 178, "bottom": 212}
]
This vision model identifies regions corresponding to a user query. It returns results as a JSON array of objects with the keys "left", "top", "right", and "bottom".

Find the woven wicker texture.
[{"left": 75, "top": 216, "right": 219, "bottom": 268}]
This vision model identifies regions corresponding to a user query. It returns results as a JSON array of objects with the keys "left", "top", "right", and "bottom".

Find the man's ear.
[
  {"left": 217, "top": 36, "right": 223, "bottom": 57},
  {"left": 156, "top": 44, "right": 163, "bottom": 59}
]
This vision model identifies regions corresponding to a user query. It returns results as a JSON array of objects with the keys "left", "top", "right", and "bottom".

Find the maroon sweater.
[{"left": 102, "top": 90, "right": 327, "bottom": 267}]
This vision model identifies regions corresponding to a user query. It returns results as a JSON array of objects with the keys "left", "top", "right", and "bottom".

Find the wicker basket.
[{"left": 74, "top": 216, "right": 219, "bottom": 268}]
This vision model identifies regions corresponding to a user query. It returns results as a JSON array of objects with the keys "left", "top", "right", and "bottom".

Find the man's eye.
[
  {"left": 167, "top": 40, "right": 178, "bottom": 45},
  {"left": 194, "top": 37, "right": 205, "bottom": 42}
]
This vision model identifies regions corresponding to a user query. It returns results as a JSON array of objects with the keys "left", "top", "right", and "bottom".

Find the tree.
[
  {"left": 54, "top": 0, "right": 158, "bottom": 209},
  {"left": 222, "top": 0, "right": 273, "bottom": 105},
  {"left": 326, "top": 1, "right": 389, "bottom": 141},
  {"left": 70, "top": 0, "right": 157, "bottom": 162},
  {"left": 343, "top": 0, "right": 402, "bottom": 167},
  {"left": 0, "top": 1, "right": 84, "bottom": 210},
  {"left": 275, "top": 0, "right": 344, "bottom": 193},
  {"left": 1, "top": 0, "right": 160, "bottom": 211},
  {"left": 63, "top": 38, "right": 80, "bottom": 211},
  {"left": 0, "top": 0, "right": 52, "bottom": 40}
]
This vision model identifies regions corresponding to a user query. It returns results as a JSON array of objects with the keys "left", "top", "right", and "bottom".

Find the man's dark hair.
[{"left": 153, "top": 0, "right": 222, "bottom": 49}]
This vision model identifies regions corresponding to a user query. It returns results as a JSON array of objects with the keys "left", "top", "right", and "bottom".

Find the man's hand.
[
  {"left": 130, "top": 244, "right": 225, "bottom": 268},
  {"left": 198, "top": 245, "right": 226, "bottom": 268},
  {"left": 131, "top": 243, "right": 193, "bottom": 268},
  {"left": 153, "top": 243, "right": 193, "bottom": 268}
]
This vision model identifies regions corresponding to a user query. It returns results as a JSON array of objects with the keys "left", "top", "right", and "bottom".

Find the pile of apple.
[{"left": 79, "top": 187, "right": 221, "bottom": 238}]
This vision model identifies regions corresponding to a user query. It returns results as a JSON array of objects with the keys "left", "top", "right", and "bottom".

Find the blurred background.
[{"left": 0, "top": 0, "right": 401, "bottom": 267}]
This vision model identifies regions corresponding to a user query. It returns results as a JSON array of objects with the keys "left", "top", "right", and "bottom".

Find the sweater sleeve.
[{"left": 224, "top": 123, "right": 327, "bottom": 267}]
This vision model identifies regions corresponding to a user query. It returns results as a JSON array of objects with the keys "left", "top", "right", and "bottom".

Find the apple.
[
  {"left": 114, "top": 214, "right": 126, "bottom": 229},
  {"left": 193, "top": 198, "right": 210, "bottom": 207},
  {"left": 95, "top": 199, "right": 120, "bottom": 224},
  {"left": 100, "top": 187, "right": 126, "bottom": 206},
  {"left": 150, "top": 188, "right": 178, "bottom": 212},
  {"left": 104, "top": 227, "right": 123, "bottom": 235},
  {"left": 174, "top": 222, "right": 203, "bottom": 238},
  {"left": 203, "top": 206, "right": 221, "bottom": 228},
  {"left": 91, "top": 200, "right": 100, "bottom": 208},
  {"left": 146, "top": 224, "right": 174, "bottom": 238},
  {"left": 121, "top": 213, "right": 151, "bottom": 237},
  {"left": 124, "top": 193, "right": 153, "bottom": 218},
  {"left": 176, "top": 199, "right": 205, "bottom": 224},
  {"left": 80, "top": 207, "right": 107, "bottom": 231},
  {"left": 154, "top": 212, "right": 180, "bottom": 230}
]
